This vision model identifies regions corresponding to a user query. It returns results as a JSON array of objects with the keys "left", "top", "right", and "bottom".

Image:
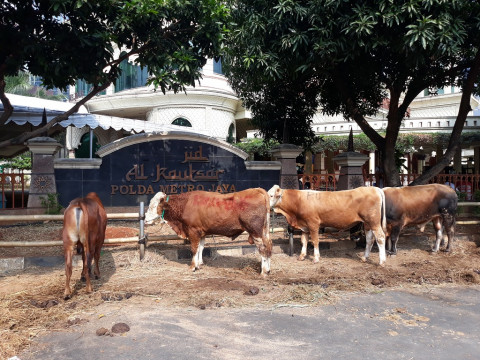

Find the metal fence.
[
  {"left": 299, "top": 173, "right": 480, "bottom": 200},
  {"left": 0, "top": 170, "right": 29, "bottom": 209},
  {"left": 2, "top": 168, "right": 480, "bottom": 209}
]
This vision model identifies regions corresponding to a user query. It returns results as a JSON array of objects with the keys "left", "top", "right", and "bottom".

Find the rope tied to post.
[{"left": 161, "top": 195, "right": 170, "bottom": 222}]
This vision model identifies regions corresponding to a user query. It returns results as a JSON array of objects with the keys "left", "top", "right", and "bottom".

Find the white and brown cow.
[
  {"left": 384, "top": 183, "right": 457, "bottom": 254},
  {"left": 268, "top": 185, "right": 387, "bottom": 265},
  {"left": 145, "top": 189, "right": 272, "bottom": 275},
  {"left": 62, "top": 192, "right": 107, "bottom": 299}
]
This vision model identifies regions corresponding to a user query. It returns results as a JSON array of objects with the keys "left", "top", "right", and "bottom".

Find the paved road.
[{"left": 19, "top": 286, "right": 480, "bottom": 360}]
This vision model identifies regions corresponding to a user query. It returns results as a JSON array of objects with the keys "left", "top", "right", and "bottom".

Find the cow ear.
[{"left": 276, "top": 187, "right": 282, "bottom": 196}]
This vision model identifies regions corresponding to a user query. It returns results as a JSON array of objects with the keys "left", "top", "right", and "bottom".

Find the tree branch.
[
  {"left": 411, "top": 48, "right": 480, "bottom": 185},
  {"left": 0, "top": 75, "right": 14, "bottom": 126},
  {"left": 0, "top": 82, "right": 111, "bottom": 150}
]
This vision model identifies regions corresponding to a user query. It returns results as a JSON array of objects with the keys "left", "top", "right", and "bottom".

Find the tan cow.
[
  {"left": 268, "top": 185, "right": 387, "bottom": 265},
  {"left": 62, "top": 192, "right": 107, "bottom": 299},
  {"left": 145, "top": 189, "right": 272, "bottom": 275},
  {"left": 384, "top": 184, "right": 457, "bottom": 254}
]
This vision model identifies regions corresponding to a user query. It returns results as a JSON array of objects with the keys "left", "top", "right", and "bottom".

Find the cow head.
[
  {"left": 267, "top": 185, "right": 283, "bottom": 208},
  {"left": 145, "top": 192, "right": 167, "bottom": 225}
]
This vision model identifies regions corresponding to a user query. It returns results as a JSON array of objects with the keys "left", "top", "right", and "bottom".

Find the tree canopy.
[
  {"left": 0, "top": 0, "right": 229, "bottom": 154},
  {"left": 224, "top": 0, "right": 480, "bottom": 186}
]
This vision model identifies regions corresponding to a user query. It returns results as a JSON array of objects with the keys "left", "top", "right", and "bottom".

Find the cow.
[
  {"left": 268, "top": 185, "right": 387, "bottom": 265},
  {"left": 383, "top": 184, "right": 457, "bottom": 255},
  {"left": 145, "top": 189, "right": 272, "bottom": 276},
  {"left": 62, "top": 192, "right": 107, "bottom": 299}
]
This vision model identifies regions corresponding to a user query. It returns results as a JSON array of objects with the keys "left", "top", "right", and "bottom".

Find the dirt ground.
[{"left": 1, "top": 219, "right": 480, "bottom": 359}]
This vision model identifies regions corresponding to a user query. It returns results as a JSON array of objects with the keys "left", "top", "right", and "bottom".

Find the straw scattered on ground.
[{"left": 1, "top": 220, "right": 480, "bottom": 359}]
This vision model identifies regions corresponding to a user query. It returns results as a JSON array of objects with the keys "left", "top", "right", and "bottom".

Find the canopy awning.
[
  {"left": 2, "top": 93, "right": 207, "bottom": 134},
  {"left": 0, "top": 94, "right": 208, "bottom": 157}
]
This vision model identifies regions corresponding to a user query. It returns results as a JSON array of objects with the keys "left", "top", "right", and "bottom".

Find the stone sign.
[{"left": 55, "top": 132, "right": 281, "bottom": 207}]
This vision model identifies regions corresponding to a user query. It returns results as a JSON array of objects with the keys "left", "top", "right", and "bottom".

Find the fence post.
[
  {"left": 138, "top": 202, "right": 146, "bottom": 260},
  {"left": 270, "top": 144, "right": 302, "bottom": 256},
  {"left": 26, "top": 137, "right": 62, "bottom": 209}
]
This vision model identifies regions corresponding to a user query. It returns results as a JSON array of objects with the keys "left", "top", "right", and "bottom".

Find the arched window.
[
  {"left": 172, "top": 117, "right": 192, "bottom": 127},
  {"left": 75, "top": 132, "right": 100, "bottom": 158},
  {"left": 227, "top": 123, "right": 235, "bottom": 143}
]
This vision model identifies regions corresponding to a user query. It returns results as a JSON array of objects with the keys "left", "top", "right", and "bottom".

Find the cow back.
[
  {"left": 277, "top": 187, "right": 383, "bottom": 231},
  {"left": 384, "top": 184, "right": 457, "bottom": 227},
  {"left": 63, "top": 194, "right": 107, "bottom": 248},
  {"left": 165, "top": 188, "right": 270, "bottom": 238}
]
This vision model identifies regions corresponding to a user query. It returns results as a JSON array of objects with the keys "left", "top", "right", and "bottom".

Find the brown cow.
[
  {"left": 268, "top": 185, "right": 387, "bottom": 265},
  {"left": 145, "top": 189, "right": 272, "bottom": 275},
  {"left": 62, "top": 192, "right": 107, "bottom": 299},
  {"left": 384, "top": 184, "right": 457, "bottom": 254}
]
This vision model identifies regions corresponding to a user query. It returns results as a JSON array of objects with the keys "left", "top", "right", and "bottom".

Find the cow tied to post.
[
  {"left": 268, "top": 185, "right": 387, "bottom": 265},
  {"left": 145, "top": 189, "right": 273, "bottom": 275},
  {"left": 62, "top": 192, "right": 107, "bottom": 299},
  {"left": 383, "top": 183, "right": 457, "bottom": 254}
]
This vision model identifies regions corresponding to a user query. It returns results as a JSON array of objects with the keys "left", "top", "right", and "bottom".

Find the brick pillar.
[
  {"left": 26, "top": 137, "right": 62, "bottom": 208},
  {"left": 333, "top": 130, "right": 369, "bottom": 246},
  {"left": 333, "top": 152, "right": 369, "bottom": 190},
  {"left": 270, "top": 144, "right": 302, "bottom": 190}
]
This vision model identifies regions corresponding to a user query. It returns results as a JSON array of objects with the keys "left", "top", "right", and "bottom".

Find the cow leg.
[
  {"left": 310, "top": 230, "right": 321, "bottom": 263},
  {"left": 189, "top": 236, "right": 201, "bottom": 271},
  {"left": 372, "top": 228, "right": 386, "bottom": 266},
  {"left": 298, "top": 232, "right": 308, "bottom": 261},
  {"left": 80, "top": 244, "right": 87, "bottom": 282},
  {"left": 261, "top": 255, "right": 271, "bottom": 277},
  {"left": 442, "top": 212, "right": 456, "bottom": 252},
  {"left": 362, "top": 230, "right": 374, "bottom": 262},
  {"left": 63, "top": 243, "right": 74, "bottom": 300},
  {"left": 249, "top": 233, "right": 272, "bottom": 276},
  {"left": 93, "top": 247, "right": 101, "bottom": 280},
  {"left": 388, "top": 227, "right": 401, "bottom": 256},
  {"left": 386, "top": 235, "right": 391, "bottom": 253},
  {"left": 432, "top": 217, "right": 444, "bottom": 252},
  {"left": 197, "top": 237, "right": 205, "bottom": 267},
  {"left": 362, "top": 228, "right": 387, "bottom": 265},
  {"left": 84, "top": 252, "right": 93, "bottom": 293}
]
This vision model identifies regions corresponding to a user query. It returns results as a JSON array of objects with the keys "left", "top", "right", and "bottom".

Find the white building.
[{"left": 4, "top": 58, "right": 480, "bottom": 175}]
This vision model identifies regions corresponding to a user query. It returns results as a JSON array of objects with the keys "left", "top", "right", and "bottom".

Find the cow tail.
[
  {"left": 377, "top": 187, "right": 387, "bottom": 233},
  {"left": 263, "top": 190, "right": 272, "bottom": 256},
  {"left": 78, "top": 201, "right": 91, "bottom": 263}
]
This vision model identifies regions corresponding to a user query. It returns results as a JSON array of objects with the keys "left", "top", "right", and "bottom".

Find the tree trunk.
[
  {"left": 0, "top": 76, "right": 13, "bottom": 126},
  {"left": 282, "top": 115, "right": 289, "bottom": 143},
  {"left": 411, "top": 48, "right": 480, "bottom": 185}
]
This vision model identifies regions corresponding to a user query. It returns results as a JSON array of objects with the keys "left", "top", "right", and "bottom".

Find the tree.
[
  {"left": 224, "top": 0, "right": 480, "bottom": 186},
  {"left": 5, "top": 71, "right": 67, "bottom": 100},
  {"left": 0, "top": 0, "right": 229, "bottom": 155},
  {"left": 4, "top": 71, "right": 31, "bottom": 95}
]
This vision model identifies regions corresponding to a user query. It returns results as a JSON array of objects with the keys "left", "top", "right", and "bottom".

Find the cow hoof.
[
  {"left": 444, "top": 248, "right": 452, "bottom": 253},
  {"left": 297, "top": 255, "right": 306, "bottom": 261},
  {"left": 361, "top": 256, "right": 367, "bottom": 263},
  {"left": 64, "top": 294, "right": 72, "bottom": 300},
  {"left": 312, "top": 258, "right": 320, "bottom": 264}
]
